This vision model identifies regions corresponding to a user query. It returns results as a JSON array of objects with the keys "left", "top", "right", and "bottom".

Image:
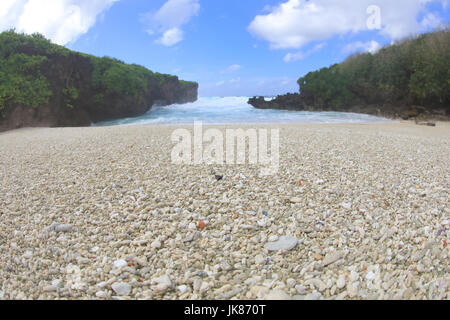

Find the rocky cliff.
[
  {"left": 249, "top": 29, "right": 450, "bottom": 121},
  {"left": 0, "top": 31, "right": 198, "bottom": 132},
  {"left": 248, "top": 95, "right": 449, "bottom": 121}
]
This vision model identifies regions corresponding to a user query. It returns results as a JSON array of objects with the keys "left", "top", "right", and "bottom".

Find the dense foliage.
[
  {"left": 0, "top": 30, "right": 197, "bottom": 116},
  {"left": 0, "top": 32, "right": 57, "bottom": 113},
  {"left": 298, "top": 29, "right": 450, "bottom": 109}
]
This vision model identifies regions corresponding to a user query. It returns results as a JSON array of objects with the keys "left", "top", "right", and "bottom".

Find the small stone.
[
  {"left": 90, "top": 246, "right": 99, "bottom": 253},
  {"left": 135, "top": 257, "right": 147, "bottom": 267},
  {"left": 366, "top": 271, "right": 375, "bottom": 280},
  {"left": 337, "top": 275, "right": 346, "bottom": 289},
  {"left": 304, "top": 292, "right": 322, "bottom": 300},
  {"left": 322, "top": 251, "right": 344, "bottom": 266},
  {"left": 188, "top": 223, "right": 197, "bottom": 230},
  {"left": 312, "top": 253, "right": 323, "bottom": 260},
  {"left": 290, "top": 197, "right": 302, "bottom": 204},
  {"left": 96, "top": 291, "right": 107, "bottom": 298},
  {"left": 255, "top": 254, "right": 265, "bottom": 265},
  {"left": 417, "top": 264, "right": 425, "bottom": 273},
  {"left": 193, "top": 279, "right": 202, "bottom": 292},
  {"left": 264, "top": 236, "right": 298, "bottom": 251},
  {"left": 111, "top": 282, "right": 131, "bottom": 296},
  {"left": 178, "top": 285, "right": 188, "bottom": 294},
  {"left": 347, "top": 283, "right": 358, "bottom": 298},
  {"left": 55, "top": 224, "right": 72, "bottom": 233},
  {"left": 257, "top": 220, "right": 267, "bottom": 227},
  {"left": 154, "top": 275, "right": 172, "bottom": 288},
  {"left": 23, "top": 251, "right": 33, "bottom": 259},
  {"left": 151, "top": 240, "right": 162, "bottom": 249},
  {"left": 51, "top": 279, "right": 62, "bottom": 287},
  {"left": 304, "top": 278, "right": 326, "bottom": 292},
  {"left": 43, "top": 285, "right": 57, "bottom": 292},
  {"left": 349, "top": 271, "right": 359, "bottom": 282},
  {"left": 219, "top": 288, "right": 242, "bottom": 299},
  {"left": 250, "top": 286, "right": 270, "bottom": 299},
  {"left": 286, "top": 278, "right": 296, "bottom": 288},
  {"left": 341, "top": 202, "right": 352, "bottom": 210},
  {"left": 197, "top": 221, "right": 206, "bottom": 230},
  {"left": 200, "top": 282, "right": 210, "bottom": 293},
  {"left": 265, "top": 290, "right": 291, "bottom": 300},
  {"left": 154, "top": 283, "right": 169, "bottom": 293},
  {"left": 113, "top": 259, "right": 127, "bottom": 269},
  {"left": 295, "top": 285, "right": 307, "bottom": 295},
  {"left": 220, "top": 261, "right": 232, "bottom": 271}
]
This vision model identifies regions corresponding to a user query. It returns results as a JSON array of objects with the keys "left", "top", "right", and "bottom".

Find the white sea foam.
[{"left": 95, "top": 96, "right": 391, "bottom": 126}]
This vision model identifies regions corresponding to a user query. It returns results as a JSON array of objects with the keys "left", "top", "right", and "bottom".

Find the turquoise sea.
[{"left": 95, "top": 96, "right": 391, "bottom": 126}]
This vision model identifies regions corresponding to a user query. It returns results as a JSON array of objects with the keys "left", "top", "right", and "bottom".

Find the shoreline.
[
  {"left": 0, "top": 122, "right": 449, "bottom": 300},
  {"left": 2, "top": 120, "right": 450, "bottom": 140}
]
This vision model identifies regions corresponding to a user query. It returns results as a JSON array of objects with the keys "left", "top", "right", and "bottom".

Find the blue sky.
[{"left": 1, "top": 0, "right": 449, "bottom": 97}]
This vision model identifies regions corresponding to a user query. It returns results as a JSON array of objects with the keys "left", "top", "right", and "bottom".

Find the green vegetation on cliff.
[
  {"left": 0, "top": 33, "right": 54, "bottom": 113},
  {"left": 298, "top": 29, "right": 450, "bottom": 109},
  {"left": 0, "top": 30, "right": 198, "bottom": 125}
]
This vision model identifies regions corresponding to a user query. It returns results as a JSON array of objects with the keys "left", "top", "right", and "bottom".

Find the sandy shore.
[{"left": 0, "top": 122, "right": 449, "bottom": 300}]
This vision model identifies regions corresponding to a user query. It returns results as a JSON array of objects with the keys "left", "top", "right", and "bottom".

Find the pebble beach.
[{"left": 0, "top": 122, "right": 449, "bottom": 300}]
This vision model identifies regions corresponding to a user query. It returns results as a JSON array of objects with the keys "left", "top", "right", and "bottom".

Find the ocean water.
[{"left": 95, "top": 96, "right": 390, "bottom": 126}]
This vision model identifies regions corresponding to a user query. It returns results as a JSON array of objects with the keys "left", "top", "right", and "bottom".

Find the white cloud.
[
  {"left": 248, "top": 0, "right": 445, "bottom": 50},
  {"left": 157, "top": 27, "right": 183, "bottom": 46},
  {"left": 221, "top": 64, "right": 242, "bottom": 74},
  {"left": 0, "top": 0, "right": 118, "bottom": 45},
  {"left": 143, "top": 0, "right": 200, "bottom": 46},
  {"left": 284, "top": 42, "right": 326, "bottom": 62},
  {"left": 420, "top": 12, "right": 442, "bottom": 29},
  {"left": 200, "top": 76, "right": 298, "bottom": 97},
  {"left": 343, "top": 40, "right": 381, "bottom": 54}
]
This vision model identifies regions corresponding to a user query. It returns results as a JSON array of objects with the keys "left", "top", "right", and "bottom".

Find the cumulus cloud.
[
  {"left": 420, "top": 12, "right": 443, "bottom": 29},
  {"left": 284, "top": 42, "right": 326, "bottom": 62},
  {"left": 248, "top": 0, "right": 446, "bottom": 50},
  {"left": 0, "top": 0, "right": 118, "bottom": 45},
  {"left": 343, "top": 40, "right": 381, "bottom": 54},
  {"left": 143, "top": 0, "right": 200, "bottom": 46},
  {"left": 221, "top": 64, "right": 242, "bottom": 74},
  {"left": 157, "top": 27, "right": 183, "bottom": 46},
  {"left": 201, "top": 76, "right": 298, "bottom": 97}
]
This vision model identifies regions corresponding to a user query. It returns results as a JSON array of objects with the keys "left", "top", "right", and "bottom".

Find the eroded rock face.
[
  {"left": 0, "top": 80, "right": 198, "bottom": 132},
  {"left": 0, "top": 51, "right": 198, "bottom": 132}
]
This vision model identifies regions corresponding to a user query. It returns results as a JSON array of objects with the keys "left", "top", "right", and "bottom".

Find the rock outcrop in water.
[
  {"left": 249, "top": 29, "right": 450, "bottom": 121},
  {"left": 0, "top": 31, "right": 198, "bottom": 132},
  {"left": 248, "top": 95, "right": 447, "bottom": 120}
]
